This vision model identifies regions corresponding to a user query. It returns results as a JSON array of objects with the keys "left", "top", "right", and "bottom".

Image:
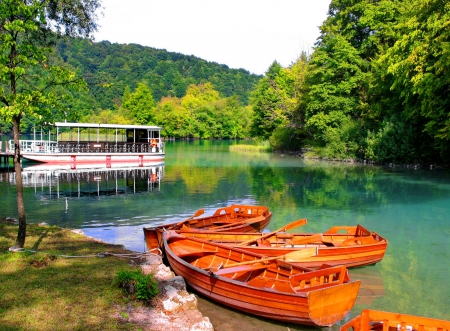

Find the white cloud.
[{"left": 94, "top": 0, "right": 331, "bottom": 75}]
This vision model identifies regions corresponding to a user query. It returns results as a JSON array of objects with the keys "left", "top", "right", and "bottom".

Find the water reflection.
[
  {"left": 5, "top": 162, "right": 165, "bottom": 199},
  {"left": 1, "top": 140, "right": 449, "bottom": 327}
]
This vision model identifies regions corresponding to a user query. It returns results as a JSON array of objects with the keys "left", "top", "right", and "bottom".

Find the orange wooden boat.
[
  {"left": 162, "top": 230, "right": 361, "bottom": 326},
  {"left": 144, "top": 204, "right": 272, "bottom": 250},
  {"left": 172, "top": 223, "right": 388, "bottom": 269},
  {"left": 339, "top": 309, "right": 450, "bottom": 331}
]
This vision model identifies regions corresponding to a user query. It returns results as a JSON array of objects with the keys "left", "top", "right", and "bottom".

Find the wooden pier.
[
  {"left": 0, "top": 141, "right": 13, "bottom": 165},
  {"left": 0, "top": 152, "right": 13, "bottom": 165}
]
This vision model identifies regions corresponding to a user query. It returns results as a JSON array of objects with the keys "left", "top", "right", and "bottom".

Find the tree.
[
  {"left": 121, "top": 82, "right": 156, "bottom": 125},
  {"left": 375, "top": 0, "right": 450, "bottom": 161},
  {"left": 250, "top": 61, "right": 291, "bottom": 140},
  {"left": 0, "top": 0, "right": 101, "bottom": 248}
]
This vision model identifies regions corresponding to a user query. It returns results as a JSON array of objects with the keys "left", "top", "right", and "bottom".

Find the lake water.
[{"left": 1, "top": 140, "right": 449, "bottom": 330}]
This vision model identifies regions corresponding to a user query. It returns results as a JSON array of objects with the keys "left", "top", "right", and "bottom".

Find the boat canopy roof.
[{"left": 54, "top": 122, "right": 161, "bottom": 130}]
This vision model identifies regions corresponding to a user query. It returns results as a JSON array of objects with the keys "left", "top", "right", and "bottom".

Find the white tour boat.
[{"left": 8, "top": 122, "right": 165, "bottom": 165}]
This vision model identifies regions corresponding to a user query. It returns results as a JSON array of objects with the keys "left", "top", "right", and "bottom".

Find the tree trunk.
[{"left": 13, "top": 116, "right": 27, "bottom": 248}]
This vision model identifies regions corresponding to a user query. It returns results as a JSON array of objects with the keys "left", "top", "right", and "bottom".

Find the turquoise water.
[{"left": 1, "top": 140, "right": 449, "bottom": 329}]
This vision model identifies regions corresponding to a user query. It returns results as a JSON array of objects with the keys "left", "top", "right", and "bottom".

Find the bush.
[
  {"left": 269, "top": 127, "right": 306, "bottom": 151},
  {"left": 115, "top": 269, "right": 159, "bottom": 302}
]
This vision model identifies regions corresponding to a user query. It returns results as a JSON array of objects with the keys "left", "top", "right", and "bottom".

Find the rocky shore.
[{"left": 122, "top": 252, "right": 214, "bottom": 331}]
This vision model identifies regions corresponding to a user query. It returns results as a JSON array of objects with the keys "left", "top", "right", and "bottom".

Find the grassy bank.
[
  {"left": 229, "top": 143, "right": 272, "bottom": 153},
  {"left": 0, "top": 219, "right": 146, "bottom": 331}
]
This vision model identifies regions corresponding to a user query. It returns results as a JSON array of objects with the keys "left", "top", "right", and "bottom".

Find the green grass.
[
  {"left": 229, "top": 143, "right": 272, "bottom": 153},
  {"left": 0, "top": 220, "right": 150, "bottom": 331}
]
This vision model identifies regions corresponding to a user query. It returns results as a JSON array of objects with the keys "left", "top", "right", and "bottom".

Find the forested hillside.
[
  {"left": 58, "top": 38, "right": 260, "bottom": 109},
  {"left": 251, "top": 0, "right": 450, "bottom": 164},
  {"left": 0, "top": 38, "right": 261, "bottom": 136}
]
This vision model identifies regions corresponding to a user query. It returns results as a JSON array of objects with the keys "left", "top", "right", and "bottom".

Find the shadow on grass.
[{"left": 0, "top": 223, "right": 143, "bottom": 331}]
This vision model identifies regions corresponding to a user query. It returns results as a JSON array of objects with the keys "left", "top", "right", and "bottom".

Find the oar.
[
  {"left": 237, "top": 218, "right": 308, "bottom": 246},
  {"left": 208, "top": 216, "right": 264, "bottom": 230},
  {"left": 292, "top": 233, "right": 324, "bottom": 245},
  {"left": 171, "top": 209, "right": 205, "bottom": 230},
  {"left": 215, "top": 247, "right": 318, "bottom": 269}
]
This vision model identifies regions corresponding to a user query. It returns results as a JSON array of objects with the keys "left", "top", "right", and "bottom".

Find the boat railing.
[
  {"left": 339, "top": 309, "right": 450, "bottom": 331},
  {"left": 11, "top": 140, "right": 164, "bottom": 154},
  {"left": 8, "top": 140, "right": 59, "bottom": 153}
]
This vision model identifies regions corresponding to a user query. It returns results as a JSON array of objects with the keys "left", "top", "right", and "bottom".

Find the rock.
[
  {"left": 123, "top": 253, "right": 214, "bottom": 331},
  {"left": 0, "top": 217, "right": 18, "bottom": 224},
  {"left": 161, "top": 278, "right": 198, "bottom": 313}
]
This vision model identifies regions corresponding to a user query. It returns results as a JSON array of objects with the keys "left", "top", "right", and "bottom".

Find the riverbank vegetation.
[
  {"left": 229, "top": 141, "right": 272, "bottom": 153},
  {"left": 250, "top": 0, "right": 450, "bottom": 164},
  {"left": 1, "top": 0, "right": 448, "bottom": 165},
  {"left": 0, "top": 220, "right": 147, "bottom": 330}
]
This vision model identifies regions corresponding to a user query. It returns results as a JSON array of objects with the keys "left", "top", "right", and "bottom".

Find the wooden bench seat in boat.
[
  {"left": 178, "top": 250, "right": 217, "bottom": 258},
  {"left": 170, "top": 245, "right": 217, "bottom": 258},
  {"left": 334, "top": 235, "right": 378, "bottom": 247},
  {"left": 263, "top": 279, "right": 297, "bottom": 293},
  {"left": 213, "top": 264, "right": 268, "bottom": 276}
]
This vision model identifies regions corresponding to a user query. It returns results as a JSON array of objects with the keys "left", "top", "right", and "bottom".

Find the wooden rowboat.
[
  {"left": 339, "top": 309, "right": 450, "bottom": 331},
  {"left": 162, "top": 230, "right": 361, "bottom": 326},
  {"left": 144, "top": 204, "right": 272, "bottom": 250},
  {"left": 172, "top": 223, "right": 388, "bottom": 269}
]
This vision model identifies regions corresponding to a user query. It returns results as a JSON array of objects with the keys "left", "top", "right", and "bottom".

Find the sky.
[{"left": 94, "top": 0, "right": 331, "bottom": 75}]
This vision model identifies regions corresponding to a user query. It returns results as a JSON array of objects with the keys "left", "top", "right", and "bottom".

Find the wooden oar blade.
[
  {"left": 281, "top": 218, "right": 308, "bottom": 231},
  {"left": 237, "top": 218, "right": 308, "bottom": 246},
  {"left": 172, "top": 209, "right": 205, "bottom": 229},
  {"left": 282, "top": 247, "right": 318, "bottom": 262},
  {"left": 193, "top": 209, "right": 205, "bottom": 217},
  {"left": 209, "top": 216, "right": 264, "bottom": 230},
  {"left": 293, "top": 233, "right": 324, "bottom": 245}
]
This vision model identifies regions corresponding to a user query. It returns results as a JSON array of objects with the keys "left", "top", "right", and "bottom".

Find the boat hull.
[
  {"left": 171, "top": 225, "right": 388, "bottom": 269},
  {"left": 144, "top": 205, "right": 272, "bottom": 251},
  {"left": 21, "top": 151, "right": 165, "bottom": 164},
  {"left": 163, "top": 232, "right": 361, "bottom": 326},
  {"left": 234, "top": 242, "right": 387, "bottom": 269},
  {"left": 340, "top": 309, "right": 450, "bottom": 331}
]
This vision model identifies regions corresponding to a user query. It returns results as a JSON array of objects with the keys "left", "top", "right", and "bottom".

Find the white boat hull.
[{"left": 22, "top": 152, "right": 165, "bottom": 164}]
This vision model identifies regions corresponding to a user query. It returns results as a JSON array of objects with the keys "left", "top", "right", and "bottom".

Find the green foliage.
[
  {"left": 120, "top": 82, "right": 156, "bottom": 125},
  {"left": 302, "top": 33, "right": 368, "bottom": 144},
  {"left": 229, "top": 142, "right": 272, "bottom": 153},
  {"left": 269, "top": 127, "right": 303, "bottom": 151},
  {"left": 364, "top": 115, "right": 416, "bottom": 163},
  {"left": 115, "top": 269, "right": 159, "bottom": 302},
  {"left": 55, "top": 38, "right": 261, "bottom": 111},
  {"left": 320, "top": 118, "right": 360, "bottom": 160},
  {"left": 374, "top": 0, "right": 450, "bottom": 156},
  {"left": 0, "top": 1, "right": 99, "bottom": 129},
  {"left": 264, "top": 0, "right": 450, "bottom": 164},
  {"left": 250, "top": 61, "right": 290, "bottom": 139},
  {"left": 0, "top": 0, "right": 101, "bottom": 249},
  {"left": 154, "top": 83, "right": 252, "bottom": 139}
]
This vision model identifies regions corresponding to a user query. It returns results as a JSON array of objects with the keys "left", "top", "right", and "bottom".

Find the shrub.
[{"left": 115, "top": 269, "right": 159, "bottom": 302}]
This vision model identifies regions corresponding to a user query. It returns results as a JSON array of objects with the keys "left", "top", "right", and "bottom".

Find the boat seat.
[
  {"left": 177, "top": 250, "right": 217, "bottom": 258},
  {"left": 211, "top": 220, "right": 236, "bottom": 225},
  {"left": 263, "top": 279, "right": 296, "bottom": 293},
  {"left": 212, "top": 264, "right": 268, "bottom": 276},
  {"left": 336, "top": 235, "right": 377, "bottom": 247}
]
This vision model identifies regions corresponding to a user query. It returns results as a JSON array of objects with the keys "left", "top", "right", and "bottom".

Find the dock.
[
  {"left": 0, "top": 141, "right": 13, "bottom": 165},
  {"left": 0, "top": 152, "right": 13, "bottom": 165}
]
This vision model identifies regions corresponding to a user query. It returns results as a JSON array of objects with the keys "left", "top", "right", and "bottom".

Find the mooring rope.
[{"left": 8, "top": 246, "right": 162, "bottom": 259}]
